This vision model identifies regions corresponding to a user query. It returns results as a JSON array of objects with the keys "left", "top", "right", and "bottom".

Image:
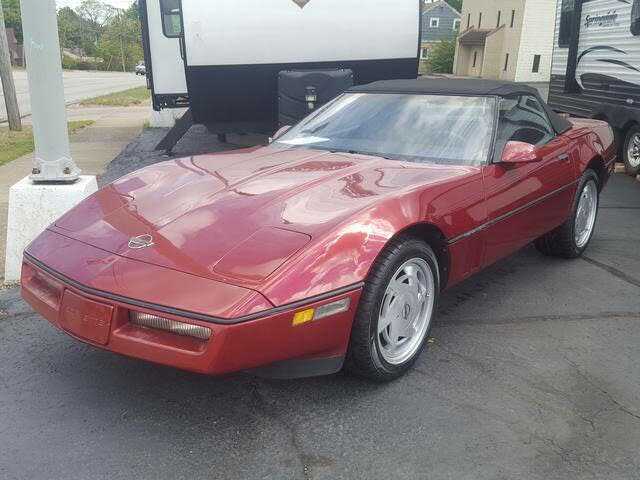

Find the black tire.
[
  {"left": 534, "top": 170, "right": 600, "bottom": 259},
  {"left": 345, "top": 236, "right": 439, "bottom": 382},
  {"left": 623, "top": 125, "right": 640, "bottom": 176}
]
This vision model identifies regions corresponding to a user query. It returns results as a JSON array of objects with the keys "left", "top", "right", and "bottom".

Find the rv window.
[
  {"left": 160, "top": 0, "right": 182, "bottom": 38},
  {"left": 632, "top": 0, "right": 640, "bottom": 36},
  {"left": 558, "top": 0, "right": 575, "bottom": 48}
]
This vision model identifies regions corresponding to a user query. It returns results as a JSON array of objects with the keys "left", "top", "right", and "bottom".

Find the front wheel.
[
  {"left": 535, "top": 170, "right": 600, "bottom": 258},
  {"left": 623, "top": 125, "right": 640, "bottom": 176},
  {"left": 346, "top": 236, "right": 439, "bottom": 382}
]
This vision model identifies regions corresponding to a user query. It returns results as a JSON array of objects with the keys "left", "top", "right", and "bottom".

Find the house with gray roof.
[{"left": 421, "top": 1, "right": 461, "bottom": 63}]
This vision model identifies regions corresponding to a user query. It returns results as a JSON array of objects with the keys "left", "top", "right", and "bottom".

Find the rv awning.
[{"left": 457, "top": 29, "right": 493, "bottom": 46}]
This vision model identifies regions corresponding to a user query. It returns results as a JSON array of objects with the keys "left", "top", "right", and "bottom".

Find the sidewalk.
[{"left": 0, "top": 104, "right": 150, "bottom": 282}]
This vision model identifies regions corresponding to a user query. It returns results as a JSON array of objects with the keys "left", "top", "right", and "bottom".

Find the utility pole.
[
  {"left": 21, "top": 0, "right": 80, "bottom": 182},
  {"left": 0, "top": 2, "right": 21, "bottom": 131}
]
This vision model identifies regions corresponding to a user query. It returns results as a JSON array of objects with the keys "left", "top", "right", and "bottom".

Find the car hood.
[{"left": 52, "top": 146, "right": 471, "bottom": 287}]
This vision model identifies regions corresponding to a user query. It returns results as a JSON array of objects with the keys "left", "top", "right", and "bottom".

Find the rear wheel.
[
  {"left": 346, "top": 236, "right": 439, "bottom": 382},
  {"left": 623, "top": 125, "right": 640, "bottom": 176},
  {"left": 535, "top": 170, "right": 600, "bottom": 258}
]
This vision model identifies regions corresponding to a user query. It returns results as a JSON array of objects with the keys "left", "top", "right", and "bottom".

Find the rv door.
[{"left": 140, "top": 0, "right": 188, "bottom": 110}]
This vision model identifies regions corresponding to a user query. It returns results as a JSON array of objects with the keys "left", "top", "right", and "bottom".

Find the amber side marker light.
[
  {"left": 130, "top": 312, "right": 212, "bottom": 340},
  {"left": 292, "top": 298, "right": 351, "bottom": 326}
]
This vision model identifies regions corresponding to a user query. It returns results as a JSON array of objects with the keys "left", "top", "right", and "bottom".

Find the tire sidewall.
[
  {"left": 569, "top": 171, "right": 600, "bottom": 256},
  {"left": 365, "top": 241, "right": 440, "bottom": 377},
  {"left": 623, "top": 126, "right": 640, "bottom": 176}
]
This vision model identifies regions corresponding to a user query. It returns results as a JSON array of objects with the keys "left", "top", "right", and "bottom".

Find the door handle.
[{"left": 558, "top": 153, "right": 570, "bottom": 161}]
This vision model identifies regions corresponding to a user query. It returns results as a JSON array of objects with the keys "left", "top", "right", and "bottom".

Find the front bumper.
[{"left": 21, "top": 255, "right": 361, "bottom": 378}]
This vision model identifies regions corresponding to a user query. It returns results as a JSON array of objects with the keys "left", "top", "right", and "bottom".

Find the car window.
[{"left": 495, "top": 95, "right": 555, "bottom": 160}]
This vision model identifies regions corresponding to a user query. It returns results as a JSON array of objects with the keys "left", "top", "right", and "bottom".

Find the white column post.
[
  {"left": 21, "top": 0, "right": 79, "bottom": 182},
  {"left": 4, "top": 0, "right": 97, "bottom": 284}
]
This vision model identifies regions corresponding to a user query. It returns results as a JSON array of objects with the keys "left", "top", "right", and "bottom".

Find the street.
[
  {"left": 0, "top": 70, "right": 146, "bottom": 122},
  {"left": 0, "top": 168, "right": 638, "bottom": 480}
]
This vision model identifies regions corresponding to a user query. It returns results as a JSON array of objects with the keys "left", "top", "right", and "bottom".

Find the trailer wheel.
[{"left": 623, "top": 125, "right": 640, "bottom": 176}]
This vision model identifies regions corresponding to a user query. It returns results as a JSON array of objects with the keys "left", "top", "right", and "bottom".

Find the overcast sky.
[{"left": 56, "top": 0, "right": 135, "bottom": 9}]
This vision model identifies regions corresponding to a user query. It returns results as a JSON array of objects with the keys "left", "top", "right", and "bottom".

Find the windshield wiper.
[{"left": 299, "top": 120, "right": 331, "bottom": 135}]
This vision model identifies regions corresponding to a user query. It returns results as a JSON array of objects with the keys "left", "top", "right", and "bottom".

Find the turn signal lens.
[
  {"left": 292, "top": 298, "right": 351, "bottom": 326},
  {"left": 292, "top": 309, "right": 315, "bottom": 326},
  {"left": 130, "top": 312, "right": 212, "bottom": 340}
]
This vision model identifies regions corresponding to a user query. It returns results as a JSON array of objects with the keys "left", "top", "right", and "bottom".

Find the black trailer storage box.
[{"left": 278, "top": 69, "right": 354, "bottom": 126}]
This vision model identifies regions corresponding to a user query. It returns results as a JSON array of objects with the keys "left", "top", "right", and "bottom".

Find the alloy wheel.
[
  {"left": 627, "top": 133, "right": 640, "bottom": 169},
  {"left": 377, "top": 258, "right": 435, "bottom": 365},
  {"left": 574, "top": 180, "right": 598, "bottom": 249}
]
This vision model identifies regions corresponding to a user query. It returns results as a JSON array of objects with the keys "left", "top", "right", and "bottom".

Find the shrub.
[{"left": 426, "top": 39, "right": 456, "bottom": 74}]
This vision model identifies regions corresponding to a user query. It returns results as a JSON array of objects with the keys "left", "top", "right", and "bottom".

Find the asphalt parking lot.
[{"left": 0, "top": 135, "right": 639, "bottom": 479}]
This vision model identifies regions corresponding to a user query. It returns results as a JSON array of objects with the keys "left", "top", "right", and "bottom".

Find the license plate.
[{"left": 59, "top": 291, "right": 114, "bottom": 345}]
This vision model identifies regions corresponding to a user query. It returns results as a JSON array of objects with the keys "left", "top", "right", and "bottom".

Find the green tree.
[
  {"left": 125, "top": 1, "right": 140, "bottom": 21},
  {"left": 96, "top": 9, "right": 142, "bottom": 72},
  {"left": 75, "top": 0, "right": 116, "bottom": 55},
  {"left": 58, "top": 7, "right": 83, "bottom": 51},
  {"left": 426, "top": 39, "right": 456, "bottom": 74},
  {"left": 2, "top": 0, "right": 22, "bottom": 43},
  {"left": 445, "top": 0, "right": 462, "bottom": 13}
]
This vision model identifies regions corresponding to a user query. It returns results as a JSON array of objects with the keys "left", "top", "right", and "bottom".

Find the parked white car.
[{"left": 135, "top": 62, "right": 146, "bottom": 76}]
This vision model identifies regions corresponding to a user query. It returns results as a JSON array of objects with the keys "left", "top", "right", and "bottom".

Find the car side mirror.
[
  {"left": 269, "top": 125, "right": 292, "bottom": 144},
  {"left": 501, "top": 141, "right": 540, "bottom": 164}
]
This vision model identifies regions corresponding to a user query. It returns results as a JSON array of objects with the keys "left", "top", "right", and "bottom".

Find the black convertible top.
[{"left": 349, "top": 78, "right": 572, "bottom": 134}]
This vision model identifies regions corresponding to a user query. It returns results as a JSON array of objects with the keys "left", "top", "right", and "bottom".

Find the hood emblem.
[
  {"left": 128, "top": 234, "right": 155, "bottom": 250},
  {"left": 292, "top": 0, "right": 310, "bottom": 8}
]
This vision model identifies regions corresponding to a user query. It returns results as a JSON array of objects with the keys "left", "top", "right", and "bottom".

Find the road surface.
[{"left": 0, "top": 70, "right": 146, "bottom": 122}]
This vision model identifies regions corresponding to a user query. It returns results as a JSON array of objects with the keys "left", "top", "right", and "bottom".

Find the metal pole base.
[{"left": 30, "top": 156, "right": 81, "bottom": 183}]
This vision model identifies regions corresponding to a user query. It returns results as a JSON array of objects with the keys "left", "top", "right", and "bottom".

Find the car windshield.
[{"left": 276, "top": 93, "right": 496, "bottom": 166}]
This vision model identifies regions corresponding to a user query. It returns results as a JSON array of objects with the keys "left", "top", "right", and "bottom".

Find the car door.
[{"left": 481, "top": 95, "right": 578, "bottom": 267}]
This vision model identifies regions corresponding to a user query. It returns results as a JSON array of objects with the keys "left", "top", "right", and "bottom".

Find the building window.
[
  {"left": 430, "top": 17, "right": 440, "bottom": 28},
  {"left": 532, "top": 54, "right": 541, "bottom": 73},
  {"left": 453, "top": 19, "right": 461, "bottom": 31},
  {"left": 467, "top": 12, "right": 471, "bottom": 28},
  {"left": 504, "top": 53, "right": 510, "bottom": 71},
  {"left": 479, "top": 12, "right": 483, "bottom": 28},
  {"left": 473, "top": 51, "right": 478, "bottom": 67},
  {"left": 497, "top": 10, "right": 501, "bottom": 27},
  {"left": 421, "top": 47, "right": 430, "bottom": 60},
  {"left": 510, "top": 9, "right": 516, "bottom": 28}
]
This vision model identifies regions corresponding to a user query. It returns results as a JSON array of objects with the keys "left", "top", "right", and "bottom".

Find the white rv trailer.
[
  {"left": 549, "top": 0, "right": 640, "bottom": 175},
  {"left": 139, "top": 0, "right": 421, "bottom": 134}
]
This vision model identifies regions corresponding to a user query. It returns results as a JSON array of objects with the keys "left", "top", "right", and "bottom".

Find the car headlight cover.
[{"left": 130, "top": 311, "right": 212, "bottom": 340}]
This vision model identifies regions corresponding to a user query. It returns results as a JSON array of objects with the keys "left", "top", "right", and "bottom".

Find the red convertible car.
[{"left": 22, "top": 79, "right": 615, "bottom": 381}]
